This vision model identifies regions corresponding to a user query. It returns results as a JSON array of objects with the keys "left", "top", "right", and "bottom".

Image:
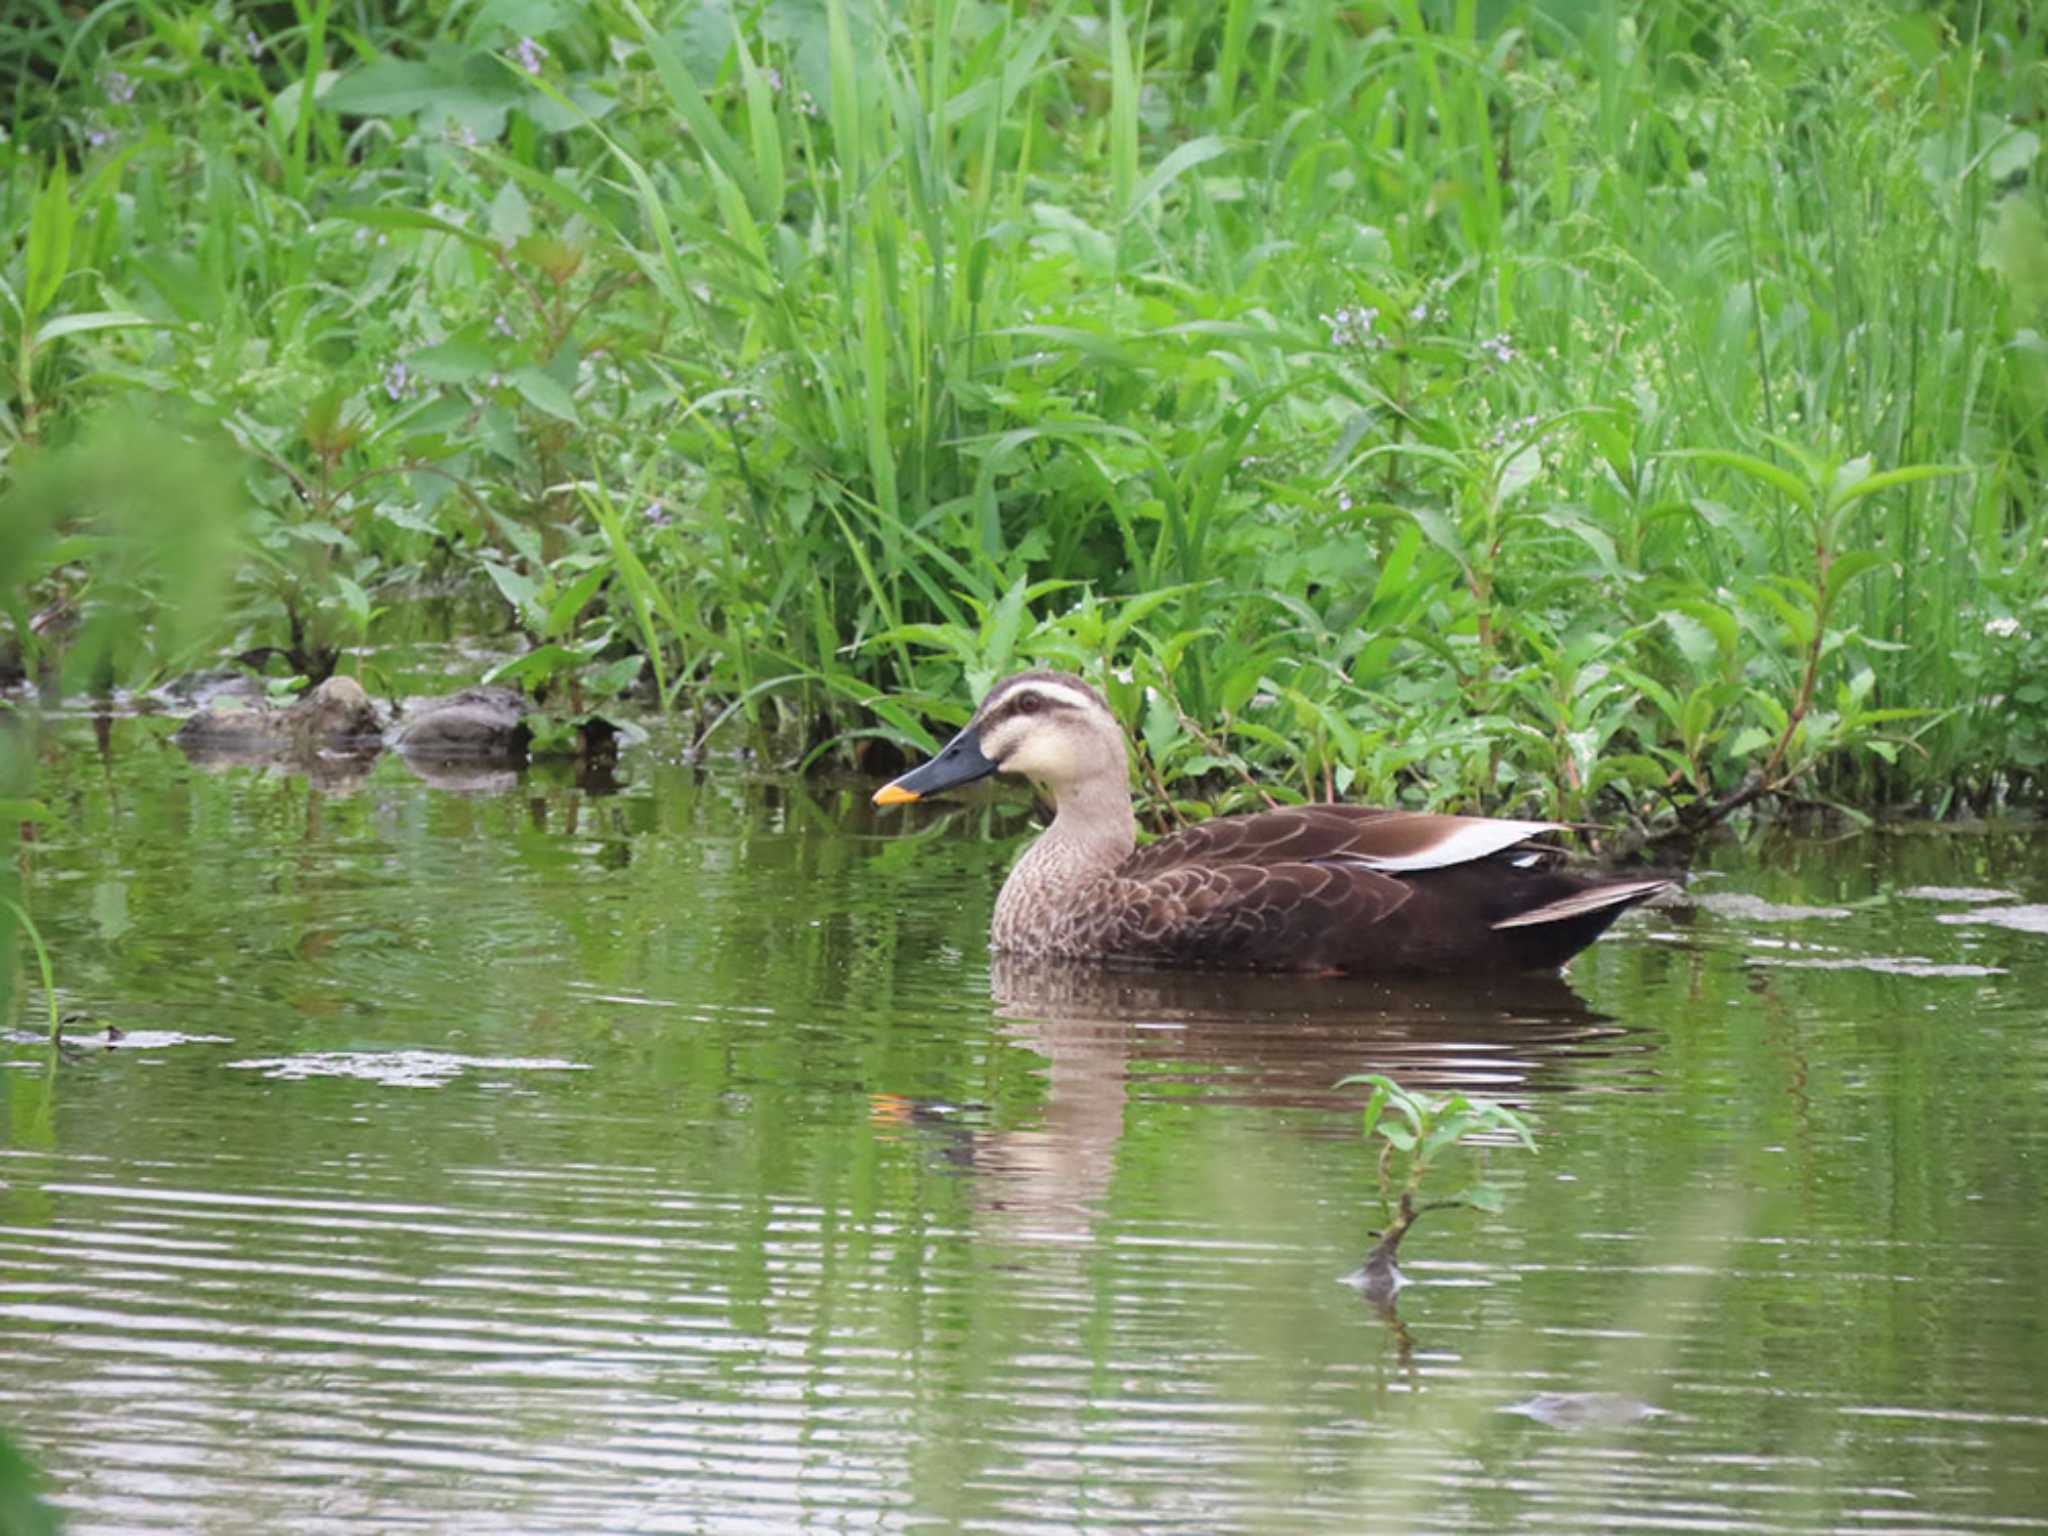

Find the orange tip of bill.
[{"left": 872, "top": 782, "right": 921, "bottom": 807}]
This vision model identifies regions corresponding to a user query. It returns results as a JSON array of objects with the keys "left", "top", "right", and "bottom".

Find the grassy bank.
[{"left": 2, "top": 0, "right": 2044, "bottom": 827}]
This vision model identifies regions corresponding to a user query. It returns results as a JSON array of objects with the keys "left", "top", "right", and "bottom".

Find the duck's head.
[{"left": 872, "top": 671, "right": 1127, "bottom": 807}]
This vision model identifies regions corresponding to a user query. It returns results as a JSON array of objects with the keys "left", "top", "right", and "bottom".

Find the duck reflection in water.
[
  {"left": 876, "top": 957, "right": 1648, "bottom": 1229},
  {"left": 871, "top": 960, "right": 1652, "bottom": 1376}
]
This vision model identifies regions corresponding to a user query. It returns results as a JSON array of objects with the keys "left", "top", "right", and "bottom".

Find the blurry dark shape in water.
[
  {"left": 396, "top": 685, "right": 532, "bottom": 761},
  {"left": 1501, "top": 1391, "right": 1666, "bottom": 1430},
  {"left": 1935, "top": 904, "right": 2048, "bottom": 935},
  {"left": 174, "top": 675, "right": 384, "bottom": 756}
]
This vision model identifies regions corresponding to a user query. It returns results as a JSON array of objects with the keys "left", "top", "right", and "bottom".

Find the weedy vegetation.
[
  {"left": 1337, "top": 1072, "right": 1538, "bottom": 1290},
  {"left": 0, "top": 0, "right": 2044, "bottom": 833}
]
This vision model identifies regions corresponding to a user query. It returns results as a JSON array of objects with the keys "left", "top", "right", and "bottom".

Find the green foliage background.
[{"left": 2, "top": 0, "right": 2045, "bottom": 821}]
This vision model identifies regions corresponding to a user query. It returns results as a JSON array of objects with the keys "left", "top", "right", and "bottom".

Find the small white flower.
[{"left": 1984, "top": 616, "right": 2022, "bottom": 639}]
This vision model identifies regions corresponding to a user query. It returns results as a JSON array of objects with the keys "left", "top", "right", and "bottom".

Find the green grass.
[{"left": 1, "top": 0, "right": 2044, "bottom": 825}]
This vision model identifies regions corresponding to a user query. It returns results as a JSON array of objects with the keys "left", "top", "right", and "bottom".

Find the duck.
[{"left": 871, "top": 670, "right": 1673, "bottom": 974}]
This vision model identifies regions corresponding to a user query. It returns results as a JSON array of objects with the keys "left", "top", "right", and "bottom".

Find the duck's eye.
[{"left": 1014, "top": 694, "right": 1041, "bottom": 715}]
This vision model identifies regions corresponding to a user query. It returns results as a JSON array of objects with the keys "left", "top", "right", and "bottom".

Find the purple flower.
[
  {"left": 105, "top": 70, "right": 135, "bottom": 105},
  {"left": 492, "top": 312, "right": 515, "bottom": 338},
  {"left": 87, "top": 127, "right": 113, "bottom": 148},
  {"left": 513, "top": 36, "right": 548, "bottom": 75},
  {"left": 1321, "top": 305, "right": 1384, "bottom": 351},
  {"left": 1480, "top": 334, "right": 1518, "bottom": 366},
  {"left": 644, "top": 501, "right": 674, "bottom": 528},
  {"left": 383, "top": 362, "right": 411, "bottom": 401},
  {"left": 245, "top": 30, "right": 264, "bottom": 58}
]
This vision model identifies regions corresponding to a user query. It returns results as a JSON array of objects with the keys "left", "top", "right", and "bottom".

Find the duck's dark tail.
[{"left": 1490, "top": 878, "right": 1675, "bottom": 931}]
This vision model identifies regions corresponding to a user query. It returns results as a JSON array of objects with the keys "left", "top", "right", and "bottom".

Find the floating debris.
[
  {"left": 1934, "top": 905, "right": 2048, "bottom": 936},
  {"left": 1898, "top": 885, "right": 2021, "bottom": 904},
  {"left": 1692, "top": 892, "right": 1852, "bottom": 922},
  {"left": 1746, "top": 956, "right": 2007, "bottom": 978},
  {"left": 1502, "top": 1391, "right": 1666, "bottom": 1429},
  {"left": 224, "top": 1050, "right": 589, "bottom": 1088}
]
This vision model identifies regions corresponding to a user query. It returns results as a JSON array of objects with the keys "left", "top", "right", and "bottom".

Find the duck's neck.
[{"left": 990, "top": 778, "right": 1137, "bottom": 953}]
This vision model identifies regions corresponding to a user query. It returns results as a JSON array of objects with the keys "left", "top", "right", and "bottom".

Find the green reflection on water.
[{"left": 2, "top": 718, "right": 2046, "bottom": 1532}]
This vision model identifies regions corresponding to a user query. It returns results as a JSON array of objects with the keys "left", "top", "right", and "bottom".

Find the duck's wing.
[
  {"left": 1121, "top": 806, "right": 1567, "bottom": 877},
  {"left": 1099, "top": 807, "right": 1581, "bottom": 968},
  {"left": 1098, "top": 855, "right": 1416, "bottom": 966}
]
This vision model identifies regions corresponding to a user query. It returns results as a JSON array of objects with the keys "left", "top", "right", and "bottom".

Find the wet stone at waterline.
[{"left": 3, "top": 713, "right": 2046, "bottom": 1534}]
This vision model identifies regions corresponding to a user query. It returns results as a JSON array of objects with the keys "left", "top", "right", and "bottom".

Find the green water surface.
[{"left": 3, "top": 715, "right": 2045, "bottom": 1533}]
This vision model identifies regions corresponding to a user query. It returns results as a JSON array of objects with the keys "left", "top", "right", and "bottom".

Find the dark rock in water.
[
  {"left": 395, "top": 685, "right": 531, "bottom": 761},
  {"left": 174, "top": 675, "right": 384, "bottom": 756}
]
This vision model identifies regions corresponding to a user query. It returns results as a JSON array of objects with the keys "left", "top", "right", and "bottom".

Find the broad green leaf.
[
  {"left": 1122, "top": 135, "right": 1230, "bottom": 223},
  {"left": 1748, "top": 582, "right": 1817, "bottom": 649},
  {"left": 482, "top": 642, "right": 598, "bottom": 687},
  {"left": 509, "top": 366, "right": 579, "bottom": 423},
  {"left": 588, "top": 654, "right": 647, "bottom": 695},
  {"left": 1668, "top": 447, "right": 1811, "bottom": 508},
  {"left": 483, "top": 560, "right": 542, "bottom": 623},
  {"left": 1657, "top": 609, "right": 1716, "bottom": 673},
  {"left": 1822, "top": 549, "right": 1892, "bottom": 613},
  {"left": 1420, "top": 1111, "right": 1476, "bottom": 1163},
  {"left": 331, "top": 573, "right": 375, "bottom": 627},
  {"left": 343, "top": 204, "right": 504, "bottom": 254},
  {"left": 1498, "top": 443, "right": 1543, "bottom": 501},
  {"left": 1537, "top": 508, "right": 1626, "bottom": 580},
  {"left": 1676, "top": 597, "right": 1741, "bottom": 662},
  {"left": 546, "top": 561, "right": 613, "bottom": 639},
  {"left": 33, "top": 310, "right": 162, "bottom": 345},
  {"left": 1729, "top": 725, "right": 1776, "bottom": 756},
  {"left": 1829, "top": 462, "right": 1966, "bottom": 509},
  {"left": 1403, "top": 504, "right": 1470, "bottom": 570},
  {"left": 24, "top": 160, "right": 73, "bottom": 323},
  {"left": 408, "top": 334, "right": 497, "bottom": 383},
  {"left": 986, "top": 575, "right": 1030, "bottom": 669}
]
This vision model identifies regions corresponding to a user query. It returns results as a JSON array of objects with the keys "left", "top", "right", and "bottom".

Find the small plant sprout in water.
[{"left": 1336, "top": 1073, "right": 1537, "bottom": 1300}]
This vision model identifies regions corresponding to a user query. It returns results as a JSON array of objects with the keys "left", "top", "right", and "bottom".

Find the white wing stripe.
[{"left": 1352, "top": 817, "right": 1564, "bottom": 872}]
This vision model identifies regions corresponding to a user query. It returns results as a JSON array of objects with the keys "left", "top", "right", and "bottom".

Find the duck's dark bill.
[{"left": 872, "top": 725, "right": 998, "bottom": 806}]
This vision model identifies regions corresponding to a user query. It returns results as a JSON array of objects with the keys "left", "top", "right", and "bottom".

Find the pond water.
[{"left": 3, "top": 714, "right": 2046, "bottom": 1533}]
